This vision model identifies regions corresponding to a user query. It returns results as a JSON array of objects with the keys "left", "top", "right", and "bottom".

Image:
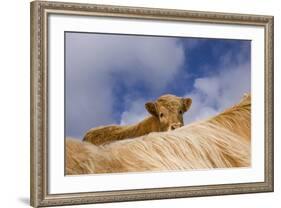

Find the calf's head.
[{"left": 145, "top": 94, "right": 192, "bottom": 131}]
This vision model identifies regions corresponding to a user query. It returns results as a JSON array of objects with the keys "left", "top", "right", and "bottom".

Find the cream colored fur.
[{"left": 66, "top": 94, "right": 251, "bottom": 174}]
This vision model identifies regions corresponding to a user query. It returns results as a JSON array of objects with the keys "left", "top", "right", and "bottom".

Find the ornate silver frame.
[{"left": 30, "top": 1, "right": 274, "bottom": 207}]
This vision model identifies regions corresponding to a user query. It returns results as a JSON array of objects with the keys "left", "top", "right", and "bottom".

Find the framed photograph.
[{"left": 30, "top": 1, "right": 274, "bottom": 207}]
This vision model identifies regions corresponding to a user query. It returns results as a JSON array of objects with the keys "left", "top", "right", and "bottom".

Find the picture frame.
[{"left": 30, "top": 1, "right": 274, "bottom": 207}]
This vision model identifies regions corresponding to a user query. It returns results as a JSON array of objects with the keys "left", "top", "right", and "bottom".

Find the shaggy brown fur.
[
  {"left": 83, "top": 94, "right": 192, "bottom": 145},
  {"left": 66, "top": 94, "right": 251, "bottom": 175}
]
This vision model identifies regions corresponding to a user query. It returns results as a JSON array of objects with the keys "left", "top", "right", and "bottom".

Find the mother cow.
[{"left": 83, "top": 94, "right": 192, "bottom": 145}]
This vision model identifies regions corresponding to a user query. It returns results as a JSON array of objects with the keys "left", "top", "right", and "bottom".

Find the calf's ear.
[
  {"left": 182, "top": 98, "right": 192, "bottom": 112},
  {"left": 145, "top": 102, "right": 158, "bottom": 117}
]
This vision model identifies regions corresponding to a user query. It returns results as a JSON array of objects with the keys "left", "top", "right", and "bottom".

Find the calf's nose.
[{"left": 170, "top": 123, "right": 182, "bottom": 130}]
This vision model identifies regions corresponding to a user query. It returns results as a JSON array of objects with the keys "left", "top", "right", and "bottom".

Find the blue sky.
[{"left": 65, "top": 32, "right": 251, "bottom": 139}]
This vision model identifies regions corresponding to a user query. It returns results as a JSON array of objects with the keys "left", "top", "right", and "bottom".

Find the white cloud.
[
  {"left": 194, "top": 77, "right": 220, "bottom": 100},
  {"left": 120, "top": 99, "right": 149, "bottom": 125},
  {"left": 184, "top": 61, "right": 251, "bottom": 125},
  {"left": 66, "top": 33, "right": 250, "bottom": 137},
  {"left": 122, "top": 60, "right": 251, "bottom": 127},
  {"left": 65, "top": 33, "right": 185, "bottom": 138}
]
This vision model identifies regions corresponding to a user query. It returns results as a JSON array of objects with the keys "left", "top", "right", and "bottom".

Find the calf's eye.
[
  {"left": 159, "top": 113, "right": 164, "bottom": 118},
  {"left": 179, "top": 110, "right": 183, "bottom": 114}
]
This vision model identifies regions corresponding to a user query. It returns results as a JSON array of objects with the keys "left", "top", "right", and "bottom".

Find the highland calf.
[
  {"left": 66, "top": 94, "right": 251, "bottom": 175},
  {"left": 83, "top": 94, "right": 192, "bottom": 145}
]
